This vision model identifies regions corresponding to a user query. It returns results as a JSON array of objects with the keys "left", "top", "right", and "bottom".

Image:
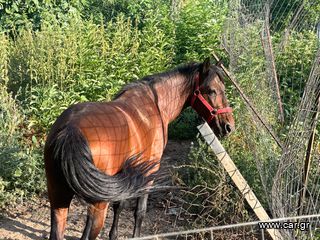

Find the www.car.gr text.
[{"left": 258, "top": 221, "right": 310, "bottom": 231}]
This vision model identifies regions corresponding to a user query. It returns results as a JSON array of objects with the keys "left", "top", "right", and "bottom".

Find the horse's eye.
[{"left": 208, "top": 89, "right": 216, "bottom": 96}]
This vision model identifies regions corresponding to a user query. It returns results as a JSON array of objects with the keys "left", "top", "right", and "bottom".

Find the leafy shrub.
[
  {"left": 275, "top": 31, "right": 318, "bottom": 121},
  {"left": 168, "top": 108, "right": 200, "bottom": 140},
  {"left": 0, "top": 34, "right": 9, "bottom": 84},
  {"left": 7, "top": 10, "right": 174, "bottom": 131},
  {"left": 174, "top": 0, "right": 228, "bottom": 62},
  {"left": 0, "top": 0, "right": 84, "bottom": 32},
  {"left": 0, "top": 83, "right": 45, "bottom": 207}
]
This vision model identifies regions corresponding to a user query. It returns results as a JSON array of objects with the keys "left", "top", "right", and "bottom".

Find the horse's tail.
[{"left": 52, "top": 124, "right": 159, "bottom": 203}]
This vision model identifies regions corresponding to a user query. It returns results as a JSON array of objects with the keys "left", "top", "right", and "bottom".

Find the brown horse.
[{"left": 44, "top": 58, "right": 234, "bottom": 240}]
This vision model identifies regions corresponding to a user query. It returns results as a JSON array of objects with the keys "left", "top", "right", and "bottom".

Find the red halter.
[{"left": 190, "top": 73, "right": 232, "bottom": 124}]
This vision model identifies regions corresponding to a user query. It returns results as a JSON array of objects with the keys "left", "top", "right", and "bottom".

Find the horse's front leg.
[
  {"left": 133, "top": 193, "right": 149, "bottom": 238},
  {"left": 81, "top": 202, "right": 109, "bottom": 240},
  {"left": 109, "top": 201, "right": 125, "bottom": 240}
]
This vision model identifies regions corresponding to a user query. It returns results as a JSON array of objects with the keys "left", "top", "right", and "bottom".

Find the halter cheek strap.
[{"left": 190, "top": 73, "right": 232, "bottom": 124}]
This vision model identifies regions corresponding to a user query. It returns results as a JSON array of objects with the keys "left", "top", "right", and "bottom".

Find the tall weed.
[{"left": 8, "top": 11, "right": 174, "bottom": 131}]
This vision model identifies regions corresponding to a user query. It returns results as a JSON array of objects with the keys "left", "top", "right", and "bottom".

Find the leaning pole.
[{"left": 197, "top": 122, "right": 282, "bottom": 240}]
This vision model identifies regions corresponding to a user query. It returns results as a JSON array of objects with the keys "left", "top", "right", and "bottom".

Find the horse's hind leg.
[
  {"left": 50, "top": 206, "right": 71, "bottom": 240},
  {"left": 48, "top": 182, "right": 74, "bottom": 240},
  {"left": 81, "top": 202, "right": 108, "bottom": 240},
  {"left": 133, "top": 194, "right": 149, "bottom": 237},
  {"left": 109, "top": 201, "right": 125, "bottom": 240}
]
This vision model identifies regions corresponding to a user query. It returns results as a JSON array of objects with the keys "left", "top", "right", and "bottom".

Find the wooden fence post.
[{"left": 197, "top": 122, "right": 283, "bottom": 240}]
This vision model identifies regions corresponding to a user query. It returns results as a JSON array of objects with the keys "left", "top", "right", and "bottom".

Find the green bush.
[
  {"left": 174, "top": 0, "right": 228, "bottom": 62},
  {"left": 168, "top": 108, "right": 200, "bottom": 140},
  {"left": 7, "top": 10, "right": 174, "bottom": 131},
  {"left": 0, "top": 83, "right": 45, "bottom": 207},
  {"left": 275, "top": 31, "right": 318, "bottom": 121},
  {"left": 0, "top": 0, "right": 85, "bottom": 32}
]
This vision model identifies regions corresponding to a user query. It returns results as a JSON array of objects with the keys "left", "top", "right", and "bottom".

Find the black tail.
[{"left": 52, "top": 124, "right": 159, "bottom": 203}]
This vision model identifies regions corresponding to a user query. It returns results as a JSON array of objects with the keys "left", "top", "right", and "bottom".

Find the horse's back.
[{"left": 45, "top": 99, "right": 163, "bottom": 176}]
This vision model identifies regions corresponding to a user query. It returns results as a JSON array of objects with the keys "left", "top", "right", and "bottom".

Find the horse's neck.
[{"left": 153, "top": 74, "right": 190, "bottom": 125}]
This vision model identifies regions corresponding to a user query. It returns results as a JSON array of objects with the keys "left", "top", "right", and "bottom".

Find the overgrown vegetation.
[{"left": 0, "top": 1, "right": 318, "bottom": 231}]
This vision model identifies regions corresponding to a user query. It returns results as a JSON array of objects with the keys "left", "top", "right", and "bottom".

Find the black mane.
[
  {"left": 113, "top": 62, "right": 225, "bottom": 99},
  {"left": 113, "top": 63, "right": 198, "bottom": 99}
]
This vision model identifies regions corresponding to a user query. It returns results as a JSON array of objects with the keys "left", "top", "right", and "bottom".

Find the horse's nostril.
[{"left": 225, "top": 123, "right": 232, "bottom": 134}]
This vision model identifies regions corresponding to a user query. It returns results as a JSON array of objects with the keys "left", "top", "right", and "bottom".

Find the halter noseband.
[{"left": 190, "top": 73, "right": 232, "bottom": 124}]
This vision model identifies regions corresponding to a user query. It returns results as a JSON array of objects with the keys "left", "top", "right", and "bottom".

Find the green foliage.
[
  {"left": 242, "top": 0, "right": 320, "bottom": 32},
  {"left": 7, "top": 11, "right": 174, "bottom": 131},
  {"left": 175, "top": 0, "right": 228, "bottom": 62},
  {"left": 0, "top": 34, "right": 9, "bottom": 84},
  {"left": 270, "top": 0, "right": 301, "bottom": 32},
  {"left": 85, "top": 0, "right": 173, "bottom": 29},
  {"left": 0, "top": 34, "right": 45, "bottom": 207},
  {"left": 81, "top": 0, "right": 129, "bottom": 23},
  {"left": 168, "top": 108, "right": 200, "bottom": 140},
  {"left": 275, "top": 31, "right": 318, "bottom": 120},
  {"left": 0, "top": 0, "right": 84, "bottom": 32},
  {"left": 0, "top": 83, "right": 45, "bottom": 207}
]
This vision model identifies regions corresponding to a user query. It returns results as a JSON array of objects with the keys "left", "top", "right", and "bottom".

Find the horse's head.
[{"left": 190, "top": 58, "right": 235, "bottom": 137}]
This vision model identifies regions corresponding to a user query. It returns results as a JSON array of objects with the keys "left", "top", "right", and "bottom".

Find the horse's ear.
[{"left": 201, "top": 57, "right": 211, "bottom": 74}]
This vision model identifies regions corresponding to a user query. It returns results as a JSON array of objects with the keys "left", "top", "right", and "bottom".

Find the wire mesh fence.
[
  {"left": 158, "top": 1, "right": 320, "bottom": 239},
  {"left": 220, "top": 0, "right": 320, "bottom": 239},
  {"left": 130, "top": 214, "right": 320, "bottom": 240}
]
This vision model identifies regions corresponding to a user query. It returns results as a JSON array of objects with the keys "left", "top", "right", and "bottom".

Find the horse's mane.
[
  {"left": 113, "top": 63, "right": 198, "bottom": 99},
  {"left": 113, "top": 62, "right": 225, "bottom": 99}
]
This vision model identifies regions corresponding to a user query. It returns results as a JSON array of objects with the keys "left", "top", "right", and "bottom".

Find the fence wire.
[
  {"left": 221, "top": 0, "right": 320, "bottom": 239},
  {"left": 130, "top": 214, "right": 320, "bottom": 240},
  {"left": 159, "top": 1, "right": 320, "bottom": 239}
]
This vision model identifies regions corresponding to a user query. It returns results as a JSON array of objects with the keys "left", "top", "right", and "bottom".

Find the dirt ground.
[{"left": 0, "top": 140, "right": 192, "bottom": 240}]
